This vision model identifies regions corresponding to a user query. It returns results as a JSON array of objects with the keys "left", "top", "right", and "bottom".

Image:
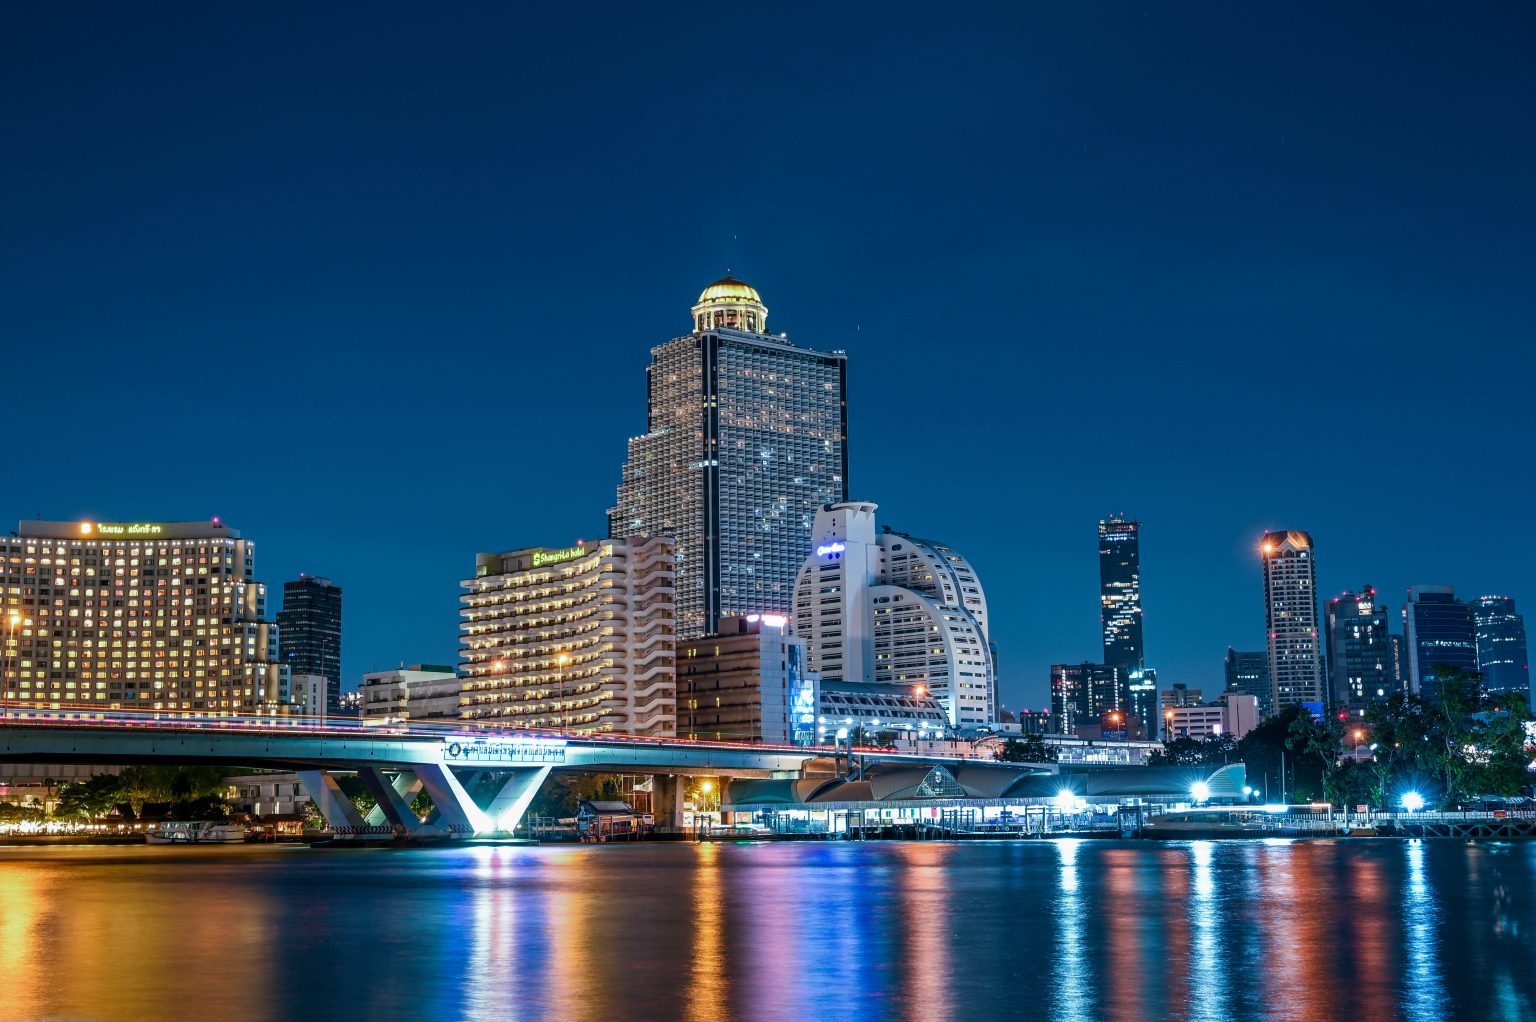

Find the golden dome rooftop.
[{"left": 692, "top": 271, "right": 768, "bottom": 333}]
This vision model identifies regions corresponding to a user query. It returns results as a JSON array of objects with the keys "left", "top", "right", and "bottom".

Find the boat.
[
  {"left": 1142, "top": 810, "right": 1270, "bottom": 839},
  {"left": 145, "top": 821, "right": 250, "bottom": 844}
]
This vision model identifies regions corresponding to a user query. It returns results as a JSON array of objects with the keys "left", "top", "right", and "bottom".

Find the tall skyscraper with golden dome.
[{"left": 610, "top": 274, "right": 849, "bottom": 638}]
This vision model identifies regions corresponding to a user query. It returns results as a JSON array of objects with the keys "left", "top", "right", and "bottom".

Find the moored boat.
[{"left": 145, "top": 821, "right": 249, "bottom": 844}]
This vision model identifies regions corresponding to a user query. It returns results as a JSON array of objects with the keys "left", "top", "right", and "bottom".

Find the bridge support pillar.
[
  {"left": 298, "top": 770, "right": 367, "bottom": 835},
  {"left": 484, "top": 766, "right": 551, "bottom": 835},
  {"left": 360, "top": 768, "right": 423, "bottom": 832},
  {"left": 653, "top": 774, "right": 685, "bottom": 833}
]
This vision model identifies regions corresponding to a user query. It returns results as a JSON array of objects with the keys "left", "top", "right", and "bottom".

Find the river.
[{"left": 1, "top": 838, "right": 1532, "bottom": 1021}]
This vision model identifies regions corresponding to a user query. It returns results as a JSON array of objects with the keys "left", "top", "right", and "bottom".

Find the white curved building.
[
  {"left": 459, "top": 538, "right": 676, "bottom": 736},
  {"left": 793, "top": 502, "right": 995, "bottom": 727}
]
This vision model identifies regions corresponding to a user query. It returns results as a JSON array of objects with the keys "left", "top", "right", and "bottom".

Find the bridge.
[{"left": 0, "top": 714, "right": 1051, "bottom": 838}]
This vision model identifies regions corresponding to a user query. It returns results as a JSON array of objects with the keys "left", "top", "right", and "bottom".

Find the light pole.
[{"left": 3, "top": 611, "right": 28, "bottom": 720}]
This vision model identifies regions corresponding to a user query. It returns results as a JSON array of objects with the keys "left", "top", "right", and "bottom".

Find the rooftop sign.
[
  {"left": 83, "top": 522, "right": 165, "bottom": 537},
  {"left": 531, "top": 545, "right": 589, "bottom": 568}
]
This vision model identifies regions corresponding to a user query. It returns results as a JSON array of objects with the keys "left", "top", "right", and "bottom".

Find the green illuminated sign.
[
  {"left": 530, "top": 546, "right": 588, "bottom": 568},
  {"left": 85, "top": 522, "right": 164, "bottom": 537}
]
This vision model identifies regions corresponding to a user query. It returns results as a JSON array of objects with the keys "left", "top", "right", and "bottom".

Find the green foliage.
[
  {"left": 54, "top": 767, "right": 232, "bottom": 820},
  {"left": 994, "top": 735, "right": 1057, "bottom": 763},
  {"left": 1149, "top": 733, "right": 1237, "bottom": 767},
  {"left": 54, "top": 773, "right": 127, "bottom": 818},
  {"left": 0, "top": 801, "right": 47, "bottom": 824}
]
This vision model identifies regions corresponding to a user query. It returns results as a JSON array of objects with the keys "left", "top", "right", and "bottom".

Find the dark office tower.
[
  {"left": 1471, "top": 595, "right": 1530, "bottom": 698},
  {"left": 1402, "top": 585, "right": 1478, "bottom": 697},
  {"left": 277, "top": 576, "right": 343, "bottom": 714},
  {"left": 1099, "top": 518, "right": 1144, "bottom": 673},
  {"left": 1325, "top": 586, "right": 1397, "bottom": 712},
  {"left": 1390, "top": 634, "right": 1407, "bottom": 691},
  {"left": 1224, "top": 648, "right": 1272, "bottom": 719},
  {"left": 1261, "top": 531, "right": 1325, "bottom": 711},
  {"left": 1049, "top": 662, "right": 1123, "bottom": 736},
  {"left": 611, "top": 275, "right": 849, "bottom": 638},
  {"left": 1127, "top": 667, "right": 1158, "bottom": 738},
  {"left": 1049, "top": 663, "right": 1087, "bottom": 736}
]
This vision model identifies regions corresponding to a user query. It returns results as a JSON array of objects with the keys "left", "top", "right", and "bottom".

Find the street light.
[
  {"left": 1401, "top": 791, "right": 1425, "bottom": 813},
  {"left": 1191, "top": 781, "right": 1211, "bottom": 804}
]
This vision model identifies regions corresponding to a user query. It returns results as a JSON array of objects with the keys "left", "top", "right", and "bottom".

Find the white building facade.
[
  {"left": 459, "top": 539, "right": 676, "bottom": 736},
  {"left": 793, "top": 502, "right": 996, "bottom": 727},
  {"left": 359, "top": 664, "right": 461, "bottom": 724}
]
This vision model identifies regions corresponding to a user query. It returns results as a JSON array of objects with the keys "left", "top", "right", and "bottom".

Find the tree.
[
  {"left": 1287, "top": 710, "right": 1345, "bottom": 804},
  {"left": 994, "top": 736, "right": 1056, "bottom": 763},
  {"left": 54, "top": 773, "right": 126, "bottom": 819}
]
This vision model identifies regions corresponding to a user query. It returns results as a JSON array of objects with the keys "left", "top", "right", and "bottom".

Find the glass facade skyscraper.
[
  {"left": 1261, "top": 530, "right": 1325, "bottom": 710},
  {"left": 277, "top": 575, "right": 342, "bottom": 714},
  {"left": 1402, "top": 585, "right": 1479, "bottom": 696},
  {"left": 1471, "top": 595, "right": 1529, "bottom": 698},
  {"left": 1325, "top": 585, "right": 1396, "bottom": 712},
  {"left": 1224, "top": 648, "right": 1271, "bottom": 719},
  {"left": 611, "top": 275, "right": 849, "bottom": 638},
  {"left": 1098, "top": 518, "right": 1143, "bottom": 673}
]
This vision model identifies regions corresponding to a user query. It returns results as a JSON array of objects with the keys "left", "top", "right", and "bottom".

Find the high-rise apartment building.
[
  {"left": 611, "top": 275, "right": 849, "bottom": 639},
  {"left": 793, "top": 502, "right": 995, "bottom": 726},
  {"left": 1470, "top": 596, "right": 1529, "bottom": 698},
  {"left": 1325, "top": 586, "right": 1397, "bottom": 712},
  {"left": 1402, "top": 585, "right": 1479, "bottom": 696},
  {"left": 1261, "top": 530, "right": 1325, "bottom": 710},
  {"left": 1224, "top": 648, "right": 1271, "bottom": 719},
  {"left": 1, "top": 520, "right": 284, "bottom": 714},
  {"left": 678, "top": 614, "right": 818, "bottom": 745},
  {"left": 1099, "top": 517, "right": 1144, "bottom": 672},
  {"left": 277, "top": 575, "right": 342, "bottom": 715},
  {"left": 458, "top": 539, "right": 676, "bottom": 735}
]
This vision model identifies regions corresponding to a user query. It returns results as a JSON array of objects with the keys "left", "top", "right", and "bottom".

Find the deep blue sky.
[{"left": 3, "top": 5, "right": 1533, "bottom": 710}]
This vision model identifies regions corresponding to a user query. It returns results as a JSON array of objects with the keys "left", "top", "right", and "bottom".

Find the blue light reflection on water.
[{"left": 3, "top": 839, "right": 1536, "bottom": 1021}]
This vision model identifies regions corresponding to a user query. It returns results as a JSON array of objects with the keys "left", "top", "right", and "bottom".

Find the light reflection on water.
[{"left": 2, "top": 839, "right": 1535, "bottom": 1022}]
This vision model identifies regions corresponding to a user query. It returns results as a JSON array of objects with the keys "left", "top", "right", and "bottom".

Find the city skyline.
[{"left": 4, "top": 6, "right": 1533, "bottom": 710}]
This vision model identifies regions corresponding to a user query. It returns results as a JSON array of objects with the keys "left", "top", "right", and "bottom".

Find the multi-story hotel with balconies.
[
  {"left": 458, "top": 538, "right": 677, "bottom": 736},
  {"left": 1, "top": 519, "right": 285, "bottom": 714},
  {"left": 610, "top": 274, "right": 849, "bottom": 639}
]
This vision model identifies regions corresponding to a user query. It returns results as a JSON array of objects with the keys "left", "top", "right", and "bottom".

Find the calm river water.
[{"left": 2, "top": 838, "right": 1533, "bottom": 1022}]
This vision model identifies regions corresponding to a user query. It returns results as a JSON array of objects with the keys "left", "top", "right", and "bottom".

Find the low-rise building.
[
  {"left": 360, "top": 665, "right": 462, "bottom": 724},
  {"left": 679, "top": 615, "right": 818, "bottom": 745}
]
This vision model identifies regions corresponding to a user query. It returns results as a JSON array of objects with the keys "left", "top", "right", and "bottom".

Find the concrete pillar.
[
  {"left": 360, "top": 768, "right": 423, "bottom": 832},
  {"left": 653, "top": 774, "right": 685, "bottom": 833},
  {"left": 412, "top": 762, "right": 491, "bottom": 836},
  {"left": 482, "top": 766, "right": 551, "bottom": 834},
  {"left": 297, "top": 770, "right": 367, "bottom": 834}
]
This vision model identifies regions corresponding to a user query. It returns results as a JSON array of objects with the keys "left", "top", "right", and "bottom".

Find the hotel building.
[
  {"left": 611, "top": 274, "right": 849, "bottom": 639},
  {"left": 793, "top": 501, "right": 995, "bottom": 726},
  {"left": 1, "top": 520, "right": 284, "bottom": 714},
  {"left": 1261, "top": 530, "right": 1325, "bottom": 710},
  {"left": 458, "top": 538, "right": 676, "bottom": 736}
]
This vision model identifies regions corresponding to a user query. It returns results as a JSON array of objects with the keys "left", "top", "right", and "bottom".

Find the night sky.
[{"left": 4, "top": 5, "right": 1532, "bottom": 710}]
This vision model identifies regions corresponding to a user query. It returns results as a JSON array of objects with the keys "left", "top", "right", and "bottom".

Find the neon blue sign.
[{"left": 816, "top": 541, "right": 845, "bottom": 557}]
